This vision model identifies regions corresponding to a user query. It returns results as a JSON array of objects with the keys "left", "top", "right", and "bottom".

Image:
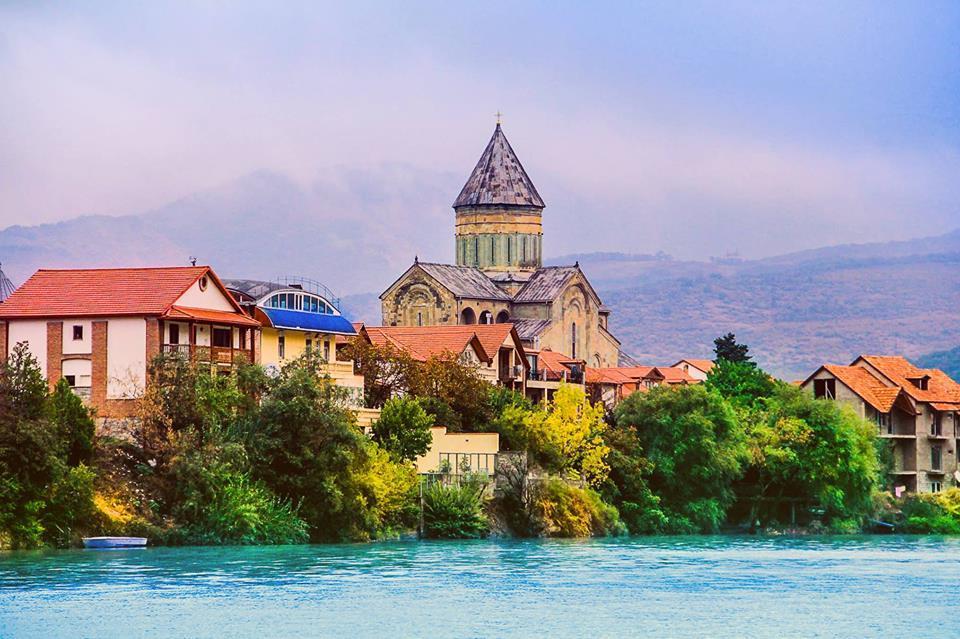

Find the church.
[{"left": 380, "top": 122, "right": 621, "bottom": 368}]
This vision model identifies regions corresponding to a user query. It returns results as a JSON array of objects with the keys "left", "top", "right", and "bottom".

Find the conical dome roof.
[
  {"left": 0, "top": 263, "right": 16, "bottom": 302},
  {"left": 453, "top": 124, "right": 544, "bottom": 209}
]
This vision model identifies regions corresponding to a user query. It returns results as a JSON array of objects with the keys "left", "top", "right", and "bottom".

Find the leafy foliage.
[
  {"left": 535, "top": 479, "right": 625, "bottom": 538},
  {"left": 705, "top": 359, "right": 775, "bottom": 409},
  {"left": 372, "top": 397, "right": 435, "bottom": 462},
  {"left": 421, "top": 479, "right": 489, "bottom": 539},
  {"left": 714, "top": 332, "right": 751, "bottom": 363},
  {"left": 615, "top": 385, "right": 747, "bottom": 533}
]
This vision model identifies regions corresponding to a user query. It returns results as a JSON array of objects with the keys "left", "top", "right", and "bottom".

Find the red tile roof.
[
  {"left": 165, "top": 305, "right": 260, "bottom": 327},
  {"left": 818, "top": 365, "right": 903, "bottom": 413},
  {"left": 362, "top": 325, "right": 491, "bottom": 362},
  {"left": 657, "top": 366, "right": 698, "bottom": 384},
  {"left": 532, "top": 348, "right": 582, "bottom": 380},
  {"left": 0, "top": 266, "right": 244, "bottom": 319},
  {"left": 856, "top": 356, "right": 960, "bottom": 405}
]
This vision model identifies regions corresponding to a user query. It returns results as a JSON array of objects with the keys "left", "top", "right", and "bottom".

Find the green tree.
[
  {"left": 737, "top": 384, "right": 880, "bottom": 528},
  {"left": 615, "top": 385, "right": 747, "bottom": 533},
  {"left": 599, "top": 424, "right": 668, "bottom": 534},
  {"left": 50, "top": 379, "right": 95, "bottom": 466},
  {"left": 705, "top": 358, "right": 775, "bottom": 409},
  {"left": 714, "top": 332, "right": 751, "bottom": 363},
  {"left": 372, "top": 397, "right": 435, "bottom": 463},
  {"left": 409, "top": 353, "right": 493, "bottom": 432}
]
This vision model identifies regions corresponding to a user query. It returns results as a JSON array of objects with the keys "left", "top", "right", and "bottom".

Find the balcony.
[{"left": 161, "top": 344, "right": 252, "bottom": 367}]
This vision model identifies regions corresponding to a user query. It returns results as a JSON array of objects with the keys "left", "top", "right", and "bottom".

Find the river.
[{"left": 2, "top": 536, "right": 960, "bottom": 638}]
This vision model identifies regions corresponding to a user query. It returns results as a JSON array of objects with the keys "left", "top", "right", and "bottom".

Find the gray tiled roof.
[
  {"left": 512, "top": 319, "right": 552, "bottom": 340},
  {"left": 513, "top": 266, "right": 580, "bottom": 303},
  {"left": 222, "top": 279, "right": 286, "bottom": 299},
  {"left": 453, "top": 124, "right": 545, "bottom": 209},
  {"left": 417, "top": 263, "right": 512, "bottom": 300},
  {"left": 0, "top": 264, "right": 16, "bottom": 302}
]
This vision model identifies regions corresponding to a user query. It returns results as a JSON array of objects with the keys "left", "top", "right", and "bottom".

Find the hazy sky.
[{"left": 1, "top": 1, "right": 958, "bottom": 259}]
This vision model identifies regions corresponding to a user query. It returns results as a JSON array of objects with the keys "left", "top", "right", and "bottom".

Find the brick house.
[
  {"left": 0, "top": 266, "right": 260, "bottom": 421},
  {"left": 802, "top": 355, "right": 960, "bottom": 494}
]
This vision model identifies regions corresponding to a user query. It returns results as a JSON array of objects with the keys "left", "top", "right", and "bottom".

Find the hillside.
[
  {"left": 563, "top": 234, "right": 960, "bottom": 379},
  {"left": 2, "top": 173, "right": 957, "bottom": 381}
]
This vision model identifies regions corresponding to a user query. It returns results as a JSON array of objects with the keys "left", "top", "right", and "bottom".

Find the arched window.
[
  {"left": 507, "top": 236, "right": 512, "bottom": 263},
  {"left": 473, "top": 237, "right": 479, "bottom": 266},
  {"left": 522, "top": 236, "right": 527, "bottom": 263},
  {"left": 490, "top": 236, "right": 496, "bottom": 263},
  {"left": 417, "top": 312, "right": 423, "bottom": 327},
  {"left": 479, "top": 310, "right": 493, "bottom": 324},
  {"left": 460, "top": 307, "right": 477, "bottom": 325},
  {"left": 571, "top": 322, "right": 577, "bottom": 358},
  {"left": 496, "top": 310, "right": 510, "bottom": 323}
]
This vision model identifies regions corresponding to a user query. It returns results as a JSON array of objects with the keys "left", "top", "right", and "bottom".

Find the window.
[
  {"left": 198, "top": 276, "right": 208, "bottom": 291},
  {"left": 417, "top": 312, "right": 423, "bottom": 327},
  {"left": 169, "top": 324, "right": 180, "bottom": 345},
  {"left": 932, "top": 413, "right": 942, "bottom": 437},
  {"left": 875, "top": 411, "right": 891, "bottom": 435},
  {"left": 306, "top": 338, "right": 312, "bottom": 352},
  {"left": 507, "top": 237, "right": 512, "bottom": 263},
  {"left": 278, "top": 334, "right": 285, "bottom": 359},
  {"left": 239, "top": 329, "right": 246, "bottom": 350},
  {"left": 491, "top": 236, "right": 496, "bottom": 262},
  {"left": 65, "top": 375, "right": 76, "bottom": 387},
  {"left": 931, "top": 445, "right": 943, "bottom": 471},
  {"left": 212, "top": 328, "right": 232, "bottom": 348},
  {"left": 571, "top": 322, "right": 577, "bottom": 359},
  {"left": 931, "top": 481, "right": 942, "bottom": 493},
  {"left": 813, "top": 378, "right": 836, "bottom": 399},
  {"left": 473, "top": 237, "right": 479, "bottom": 266},
  {"left": 522, "top": 236, "right": 527, "bottom": 263},
  {"left": 324, "top": 341, "right": 330, "bottom": 362},
  {"left": 72, "top": 325, "right": 83, "bottom": 340}
]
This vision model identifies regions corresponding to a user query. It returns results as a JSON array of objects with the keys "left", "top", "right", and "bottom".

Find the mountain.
[
  {"left": 2, "top": 170, "right": 957, "bottom": 380},
  {"left": 0, "top": 166, "right": 461, "bottom": 295},
  {"left": 917, "top": 346, "right": 960, "bottom": 380},
  {"left": 558, "top": 231, "right": 960, "bottom": 379}
]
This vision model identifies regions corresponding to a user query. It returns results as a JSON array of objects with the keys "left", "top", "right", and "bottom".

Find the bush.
[
  {"left": 421, "top": 479, "right": 489, "bottom": 539},
  {"left": 536, "top": 479, "right": 625, "bottom": 538},
  {"left": 900, "top": 488, "right": 960, "bottom": 534}
]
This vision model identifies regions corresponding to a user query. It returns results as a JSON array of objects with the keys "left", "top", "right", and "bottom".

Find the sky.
[{"left": 1, "top": 1, "right": 958, "bottom": 260}]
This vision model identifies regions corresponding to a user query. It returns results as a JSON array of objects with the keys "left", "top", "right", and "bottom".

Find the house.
[
  {"left": 0, "top": 266, "right": 260, "bottom": 422},
  {"left": 225, "top": 277, "right": 365, "bottom": 407},
  {"left": 525, "top": 348, "right": 585, "bottom": 405},
  {"left": 380, "top": 123, "right": 621, "bottom": 368},
  {"left": 359, "top": 323, "right": 528, "bottom": 392},
  {"left": 415, "top": 426, "right": 500, "bottom": 476},
  {"left": 585, "top": 365, "right": 698, "bottom": 409},
  {"left": 802, "top": 355, "right": 960, "bottom": 494},
  {"left": 671, "top": 358, "right": 715, "bottom": 381}
]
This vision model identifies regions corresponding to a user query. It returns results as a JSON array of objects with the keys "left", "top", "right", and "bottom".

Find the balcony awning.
[
  {"left": 931, "top": 402, "right": 960, "bottom": 412},
  {"left": 259, "top": 307, "right": 358, "bottom": 335},
  {"left": 164, "top": 305, "right": 261, "bottom": 327}
]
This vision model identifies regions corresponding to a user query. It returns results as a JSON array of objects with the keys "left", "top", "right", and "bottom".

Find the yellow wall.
[
  {"left": 415, "top": 426, "right": 500, "bottom": 474},
  {"left": 259, "top": 327, "right": 335, "bottom": 370}
]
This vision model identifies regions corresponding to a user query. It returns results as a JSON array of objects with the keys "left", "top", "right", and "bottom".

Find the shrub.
[
  {"left": 900, "top": 488, "right": 960, "bottom": 534},
  {"left": 421, "top": 479, "right": 489, "bottom": 539},
  {"left": 536, "top": 479, "right": 625, "bottom": 538}
]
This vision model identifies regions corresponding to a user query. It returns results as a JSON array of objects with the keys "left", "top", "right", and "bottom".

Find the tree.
[
  {"left": 342, "top": 339, "right": 418, "bottom": 409},
  {"left": 615, "top": 385, "right": 747, "bottom": 533},
  {"left": 714, "top": 332, "right": 751, "bottom": 363},
  {"left": 522, "top": 384, "right": 610, "bottom": 486},
  {"left": 50, "top": 379, "right": 95, "bottom": 466},
  {"left": 599, "top": 424, "right": 668, "bottom": 534},
  {"left": 371, "top": 397, "right": 435, "bottom": 463},
  {"left": 737, "top": 384, "right": 880, "bottom": 528},
  {"left": 705, "top": 358, "right": 775, "bottom": 409},
  {"left": 409, "top": 353, "right": 493, "bottom": 432}
]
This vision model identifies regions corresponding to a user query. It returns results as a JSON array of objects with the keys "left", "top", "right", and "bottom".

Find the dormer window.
[{"left": 907, "top": 376, "right": 930, "bottom": 391}]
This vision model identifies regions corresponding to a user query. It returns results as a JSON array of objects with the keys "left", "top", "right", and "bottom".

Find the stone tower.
[{"left": 453, "top": 123, "right": 544, "bottom": 273}]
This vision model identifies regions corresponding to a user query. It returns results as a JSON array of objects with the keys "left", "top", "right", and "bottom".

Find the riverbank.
[{"left": 4, "top": 536, "right": 960, "bottom": 638}]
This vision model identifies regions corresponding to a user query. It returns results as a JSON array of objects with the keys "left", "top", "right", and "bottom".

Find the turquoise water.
[{"left": 2, "top": 536, "right": 960, "bottom": 638}]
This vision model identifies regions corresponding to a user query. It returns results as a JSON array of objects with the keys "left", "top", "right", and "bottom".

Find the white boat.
[{"left": 82, "top": 536, "right": 148, "bottom": 549}]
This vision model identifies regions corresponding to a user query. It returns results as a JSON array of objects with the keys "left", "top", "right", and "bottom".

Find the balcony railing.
[{"left": 161, "top": 344, "right": 252, "bottom": 366}]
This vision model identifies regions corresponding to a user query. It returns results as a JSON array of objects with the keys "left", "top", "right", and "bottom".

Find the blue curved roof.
[{"left": 260, "top": 307, "right": 357, "bottom": 335}]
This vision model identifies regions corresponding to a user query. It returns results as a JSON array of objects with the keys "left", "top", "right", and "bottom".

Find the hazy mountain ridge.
[{"left": 2, "top": 172, "right": 957, "bottom": 380}]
